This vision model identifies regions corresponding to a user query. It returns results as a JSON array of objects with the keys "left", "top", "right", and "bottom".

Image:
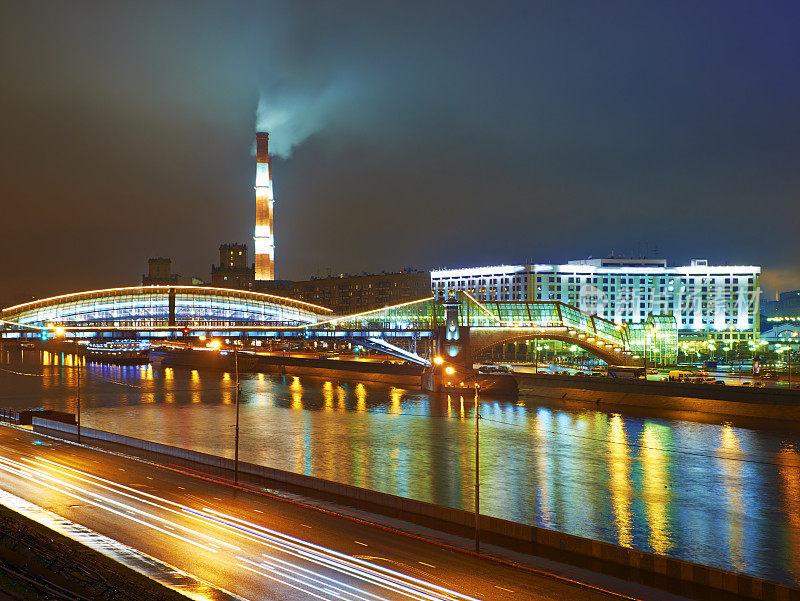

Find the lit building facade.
[
  {"left": 254, "top": 132, "right": 275, "bottom": 281},
  {"left": 431, "top": 258, "right": 760, "bottom": 342}
]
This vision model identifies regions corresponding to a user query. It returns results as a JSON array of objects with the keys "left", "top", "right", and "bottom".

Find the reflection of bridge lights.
[
  {"left": 445, "top": 366, "right": 455, "bottom": 375},
  {"left": 207, "top": 340, "right": 221, "bottom": 350}
]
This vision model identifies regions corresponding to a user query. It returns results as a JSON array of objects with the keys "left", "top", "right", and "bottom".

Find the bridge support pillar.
[{"left": 422, "top": 296, "right": 475, "bottom": 392}]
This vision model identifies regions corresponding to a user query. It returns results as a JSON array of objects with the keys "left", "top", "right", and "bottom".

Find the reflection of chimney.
[{"left": 254, "top": 132, "right": 274, "bottom": 281}]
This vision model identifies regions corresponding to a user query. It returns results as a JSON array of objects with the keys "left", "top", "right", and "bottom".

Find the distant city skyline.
[{"left": 1, "top": 2, "right": 799, "bottom": 306}]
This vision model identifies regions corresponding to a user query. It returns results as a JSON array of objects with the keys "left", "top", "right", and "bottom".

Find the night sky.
[{"left": 2, "top": 1, "right": 799, "bottom": 306}]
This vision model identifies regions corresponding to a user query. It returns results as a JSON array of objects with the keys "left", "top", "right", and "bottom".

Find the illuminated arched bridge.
[
  {"left": 314, "top": 292, "right": 634, "bottom": 365},
  {"left": 0, "top": 286, "right": 329, "bottom": 332},
  {"left": 1, "top": 287, "right": 640, "bottom": 365}
]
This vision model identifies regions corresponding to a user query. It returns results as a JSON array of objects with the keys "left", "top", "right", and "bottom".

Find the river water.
[{"left": 2, "top": 348, "right": 800, "bottom": 585}]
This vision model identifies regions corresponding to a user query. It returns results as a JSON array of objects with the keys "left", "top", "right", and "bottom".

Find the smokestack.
[
  {"left": 254, "top": 132, "right": 275, "bottom": 281},
  {"left": 256, "top": 132, "right": 269, "bottom": 164}
]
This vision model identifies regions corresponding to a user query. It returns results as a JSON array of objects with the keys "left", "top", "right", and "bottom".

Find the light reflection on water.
[{"left": 3, "top": 348, "right": 800, "bottom": 585}]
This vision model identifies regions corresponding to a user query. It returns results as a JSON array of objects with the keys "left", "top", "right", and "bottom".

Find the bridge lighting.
[
  {"left": 54, "top": 327, "right": 66, "bottom": 337},
  {"left": 208, "top": 340, "right": 221, "bottom": 350},
  {"left": 445, "top": 366, "right": 456, "bottom": 375},
  {"left": 433, "top": 356, "right": 444, "bottom": 365},
  {"left": 199, "top": 335, "right": 207, "bottom": 341}
]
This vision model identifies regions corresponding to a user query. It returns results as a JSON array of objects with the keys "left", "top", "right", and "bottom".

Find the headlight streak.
[
  {"left": 237, "top": 555, "right": 392, "bottom": 601},
  {"left": 12, "top": 455, "right": 481, "bottom": 601},
  {"left": 0, "top": 487, "right": 248, "bottom": 601},
  {"left": 235, "top": 560, "right": 338, "bottom": 601},
  {"left": 0, "top": 456, "right": 221, "bottom": 553},
  {"left": 20, "top": 456, "right": 240, "bottom": 551},
  {"left": 190, "top": 508, "right": 479, "bottom": 601}
]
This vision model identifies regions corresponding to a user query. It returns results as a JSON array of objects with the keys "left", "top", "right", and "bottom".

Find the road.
[{"left": 0, "top": 425, "right": 678, "bottom": 601}]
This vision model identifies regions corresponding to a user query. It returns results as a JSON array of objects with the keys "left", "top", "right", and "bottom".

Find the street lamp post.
[
  {"left": 474, "top": 383, "right": 480, "bottom": 553},
  {"left": 75, "top": 338, "right": 81, "bottom": 444},
  {"left": 56, "top": 327, "right": 80, "bottom": 443},
  {"left": 234, "top": 345, "right": 240, "bottom": 484}
]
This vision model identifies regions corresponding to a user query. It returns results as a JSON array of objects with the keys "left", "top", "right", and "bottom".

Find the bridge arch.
[
  {"left": 1, "top": 285, "right": 330, "bottom": 332},
  {"left": 469, "top": 327, "right": 633, "bottom": 365}
]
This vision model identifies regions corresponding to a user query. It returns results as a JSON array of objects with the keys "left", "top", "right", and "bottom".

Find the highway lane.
[{"left": 0, "top": 425, "right": 675, "bottom": 601}]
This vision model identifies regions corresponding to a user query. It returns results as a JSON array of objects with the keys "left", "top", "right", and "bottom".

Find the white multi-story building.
[{"left": 430, "top": 258, "right": 760, "bottom": 342}]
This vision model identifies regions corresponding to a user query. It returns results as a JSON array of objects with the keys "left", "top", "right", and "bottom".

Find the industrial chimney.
[{"left": 254, "top": 132, "right": 275, "bottom": 281}]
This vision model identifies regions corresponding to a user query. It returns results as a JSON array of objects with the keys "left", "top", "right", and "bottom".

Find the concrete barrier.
[{"left": 31, "top": 418, "right": 800, "bottom": 601}]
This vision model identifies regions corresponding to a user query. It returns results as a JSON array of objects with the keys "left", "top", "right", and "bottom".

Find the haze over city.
[{"left": 2, "top": 1, "right": 800, "bottom": 306}]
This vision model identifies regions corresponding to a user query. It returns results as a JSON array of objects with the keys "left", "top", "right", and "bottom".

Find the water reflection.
[
  {"left": 3, "top": 348, "right": 800, "bottom": 584},
  {"left": 607, "top": 414, "right": 633, "bottom": 548},
  {"left": 719, "top": 424, "right": 745, "bottom": 571},
  {"left": 639, "top": 423, "right": 672, "bottom": 555},
  {"left": 777, "top": 446, "right": 800, "bottom": 583}
]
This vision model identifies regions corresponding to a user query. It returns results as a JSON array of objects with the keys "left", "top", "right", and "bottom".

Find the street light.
[
  {"left": 234, "top": 346, "right": 240, "bottom": 484},
  {"left": 473, "top": 383, "right": 481, "bottom": 553},
  {"left": 53, "top": 326, "right": 80, "bottom": 442}
]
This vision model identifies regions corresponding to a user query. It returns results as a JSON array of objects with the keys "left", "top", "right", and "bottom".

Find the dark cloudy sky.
[{"left": 2, "top": 1, "right": 799, "bottom": 306}]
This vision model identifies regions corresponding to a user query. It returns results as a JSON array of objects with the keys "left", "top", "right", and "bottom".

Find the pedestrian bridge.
[
  {"left": 1, "top": 286, "right": 635, "bottom": 365},
  {"left": 0, "top": 285, "right": 329, "bottom": 332},
  {"left": 314, "top": 292, "right": 634, "bottom": 365}
]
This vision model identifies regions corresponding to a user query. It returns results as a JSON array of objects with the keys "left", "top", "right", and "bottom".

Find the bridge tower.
[
  {"left": 438, "top": 294, "right": 471, "bottom": 369},
  {"left": 422, "top": 294, "right": 474, "bottom": 391}
]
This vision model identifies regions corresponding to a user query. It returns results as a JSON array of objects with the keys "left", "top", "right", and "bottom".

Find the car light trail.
[
  {"left": 0, "top": 455, "right": 223, "bottom": 553},
  {"left": 20, "top": 456, "right": 240, "bottom": 551},
  {"left": 238, "top": 553, "right": 397, "bottom": 601},
  {"left": 189, "top": 507, "right": 480, "bottom": 601},
  {"left": 0, "top": 453, "right": 485, "bottom": 600},
  {"left": 241, "top": 553, "right": 390, "bottom": 601},
  {"left": 236, "top": 560, "right": 341, "bottom": 601}
]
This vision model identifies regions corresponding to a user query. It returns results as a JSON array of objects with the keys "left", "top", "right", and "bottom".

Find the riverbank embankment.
[{"left": 516, "top": 373, "right": 800, "bottom": 423}]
